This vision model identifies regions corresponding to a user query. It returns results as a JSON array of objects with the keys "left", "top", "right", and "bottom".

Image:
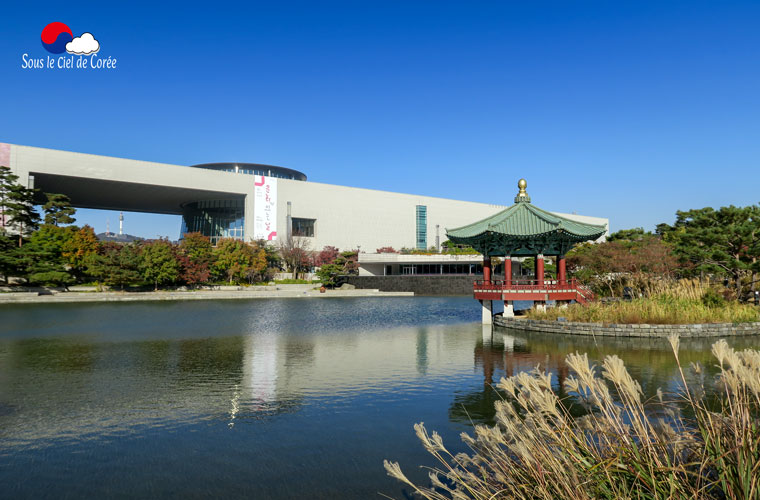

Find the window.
[
  {"left": 292, "top": 218, "right": 316, "bottom": 237},
  {"left": 416, "top": 205, "right": 427, "bottom": 250}
]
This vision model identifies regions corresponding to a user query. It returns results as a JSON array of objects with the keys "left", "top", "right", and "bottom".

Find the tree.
[
  {"left": 667, "top": 205, "right": 760, "bottom": 299},
  {"left": 315, "top": 263, "right": 343, "bottom": 288},
  {"left": 0, "top": 166, "right": 40, "bottom": 246},
  {"left": 376, "top": 246, "right": 398, "bottom": 254},
  {"left": 87, "top": 242, "right": 142, "bottom": 290},
  {"left": 338, "top": 250, "right": 359, "bottom": 275},
  {"left": 22, "top": 224, "right": 76, "bottom": 287},
  {"left": 245, "top": 244, "right": 269, "bottom": 284},
  {"left": 140, "top": 239, "right": 181, "bottom": 290},
  {"left": 314, "top": 245, "right": 340, "bottom": 266},
  {"left": 62, "top": 225, "right": 100, "bottom": 280},
  {"left": 255, "top": 239, "right": 281, "bottom": 282},
  {"left": 42, "top": 193, "right": 76, "bottom": 226},
  {"left": 608, "top": 227, "right": 648, "bottom": 242},
  {"left": 566, "top": 230, "right": 679, "bottom": 297},
  {"left": 178, "top": 232, "right": 214, "bottom": 286},
  {"left": 0, "top": 231, "right": 23, "bottom": 284},
  {"left": 278, "top": 236, "right": 312, "bottom": 279},
  {"left": 213, "top": 238, "right": 258, "bottom": 284}
]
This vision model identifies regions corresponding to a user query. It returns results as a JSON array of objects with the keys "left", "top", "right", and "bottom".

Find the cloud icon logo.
[
  {"left": 41, "top": 22, "right": 73, "bottom": 54},
  {"left": 66, "top": 32, "right": 100, "bottom": 55}
]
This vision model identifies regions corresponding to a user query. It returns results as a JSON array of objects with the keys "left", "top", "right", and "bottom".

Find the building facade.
[{"left": 1, "top": 143, "right": 609, "bottom": 251}]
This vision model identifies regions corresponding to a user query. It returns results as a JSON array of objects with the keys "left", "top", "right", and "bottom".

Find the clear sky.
[{"left": 2, "top": 1, "right": 759, "bottom": 239}]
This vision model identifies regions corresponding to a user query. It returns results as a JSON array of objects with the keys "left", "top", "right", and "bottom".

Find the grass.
[
  {"left": 385, "top": 335, "right": 760, "bottom": 499},
  {"left": 526, "top": 280, "right": 760, "bottom": 324},
  {"left": 526, "top": 297, "right": 760, "bottom": 324}
]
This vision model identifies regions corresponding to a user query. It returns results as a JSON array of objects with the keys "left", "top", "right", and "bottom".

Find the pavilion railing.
[
  {"left": 473, "top": 278, "right": 581, "bottom": 291},
  {"left": 473, "top": 278, "right": 596, "bottom": 302}
]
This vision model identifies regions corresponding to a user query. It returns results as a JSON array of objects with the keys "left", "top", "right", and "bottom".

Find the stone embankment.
[
  {"left": 494, "top": 316, "right": 760, "bottom": 337},
  {"left": 0, "top": 285, "right": 413, "bottom": 304}
]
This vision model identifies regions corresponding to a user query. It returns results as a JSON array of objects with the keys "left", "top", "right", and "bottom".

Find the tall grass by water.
[
  {"left": 528, "top": 280, "right": 760, "bottom": 324},
  {"left": 385, "top": 335, "right": 760, "bottom": 499}
]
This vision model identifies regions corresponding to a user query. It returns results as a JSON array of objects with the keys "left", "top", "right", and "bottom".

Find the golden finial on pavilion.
[{"left": 515, "top": 178, "right": 531, "bottom": 203}]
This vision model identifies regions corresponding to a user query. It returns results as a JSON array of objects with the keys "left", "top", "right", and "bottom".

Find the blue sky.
[{"left": 2, "top": 1, "right": 759, "bottom": 239}]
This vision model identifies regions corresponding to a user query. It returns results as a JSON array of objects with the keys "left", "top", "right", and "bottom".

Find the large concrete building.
[{"left": 1, "top": 143, "right": 608, "bottom": 256}]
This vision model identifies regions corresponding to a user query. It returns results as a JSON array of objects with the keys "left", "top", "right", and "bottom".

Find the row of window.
[
  {"left": 216, "top": 168, "right": 298, "bottom": 179},
  {"left": 389, "top": 264, "right": 485, "bottom": 275}
]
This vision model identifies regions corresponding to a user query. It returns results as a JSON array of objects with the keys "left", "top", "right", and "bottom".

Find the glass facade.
[
  {"left": 180, "top": 199, "right": 245, "bottom": 244},
  {"left": 415, "top": 205, "right": 427, "bottom": 250},
  {"left": 292, "top": 217, "right": 316, "bottom": 237}
]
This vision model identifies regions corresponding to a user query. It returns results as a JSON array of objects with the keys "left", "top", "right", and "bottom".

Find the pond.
[{"left": 0, "top": 297, "right": 757, "bottom": 498}]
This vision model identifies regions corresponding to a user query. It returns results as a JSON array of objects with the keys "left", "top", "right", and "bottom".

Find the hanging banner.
[{"left": 254, "top": 176, "right": 277, "bottom": 241}]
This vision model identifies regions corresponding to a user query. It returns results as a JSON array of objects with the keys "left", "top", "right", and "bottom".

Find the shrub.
[
  {"left": 385, "top": 335, "right": 760, "bottom": 499},
  {"left": 701, "top": 287, "right": 726, "bottom": 308}
]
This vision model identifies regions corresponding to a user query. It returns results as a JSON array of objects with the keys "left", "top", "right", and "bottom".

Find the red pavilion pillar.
[
  {"left": 558, "top": 255, "right": 567, "bottom": 285},
  {"left": 483, "top": 257, "right": 492, "bottom": 284},
  {"left": 504, "top": 256, "right": 512, "bottom": 286},
  {"left": 535, "top": 254, "right": 544, "bottom": 286},
  {"left": 503, "top": 255, "right": 514, "bottom": 317}
]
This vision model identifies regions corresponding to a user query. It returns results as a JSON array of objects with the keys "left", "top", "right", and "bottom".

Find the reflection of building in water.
[
  {"left": 244, "top": 334, "right": 279, "bottom": 407},
  {"left": 476, "top": 329, "right": 567, "bottom": 387},
  {"left": 0, "top": 323, "right": 482, "bottom": 447},
  {"left": 450, "top": 329, "right": 569, "bottom": 426}
]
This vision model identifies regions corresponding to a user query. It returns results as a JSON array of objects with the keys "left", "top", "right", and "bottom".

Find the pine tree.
[
  {"left": 0, "top": 231, "right": 22, "bottom": 284},
  {"left": 43, "top": 193, "right": 76, "bottom": 226},
  {"left": 0, "top": 166, "right": 41, "bottom": 246}
]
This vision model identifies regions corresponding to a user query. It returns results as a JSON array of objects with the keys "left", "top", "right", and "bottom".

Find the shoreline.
[{"left": 0, "top": 288, "right": 414, "bottom": 304}]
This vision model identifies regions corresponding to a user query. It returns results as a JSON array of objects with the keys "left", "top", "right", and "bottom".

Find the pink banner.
[{"left": 0, "top": 143, "right": 10, "bottom": 168}]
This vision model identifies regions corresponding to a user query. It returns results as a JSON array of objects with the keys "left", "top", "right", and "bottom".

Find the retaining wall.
[
  {"left": 494, "top": 316, "right": 760, "bottom": 337},
  {"left": 343, "top": 275, "right": 475, "bottom": 295}
]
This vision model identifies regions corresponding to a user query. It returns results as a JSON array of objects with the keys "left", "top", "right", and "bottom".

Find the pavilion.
[{"left": 446, "top": 179, "right": 607, "bottom": 324}]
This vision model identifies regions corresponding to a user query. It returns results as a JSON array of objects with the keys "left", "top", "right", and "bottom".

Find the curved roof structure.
[
  {"left": 446, "top": 179, "right": 606, "bottom": 256},
  {"left": 190, "top": 162, "right": 307, "bottom": 181}
]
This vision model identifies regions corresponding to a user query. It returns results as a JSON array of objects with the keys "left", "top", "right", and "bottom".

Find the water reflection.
[
  {"left": 450, "top": 325, "right": 760, "bottom": 426},
  {"left": 1, "top": 299, "right": 759, "bottom": 499}
]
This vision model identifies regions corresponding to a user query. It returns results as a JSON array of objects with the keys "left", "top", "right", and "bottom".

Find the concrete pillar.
[
  {"left": 483, "top": 257, "right": 492, "bottom": 284},
  {"left": 244, "top": 193, "right": 256, "bottom": 243},
  {"left": 503, "top": 300, "right": 514, "bottom": 318},
  {"left": 558, "top": 255, "right": 567, "bottom": 285},
  {"left": 534, "top": 302, "right": 546, "bottom": 313},
  {"left": 481, "top": 300, "right": 493, "bottom": 324},
  {"left": 504, "top": 256, "right": 512, "bottom": 286},
  {"left": 536, "top": 254, "right": 544, "bottom": 286}
]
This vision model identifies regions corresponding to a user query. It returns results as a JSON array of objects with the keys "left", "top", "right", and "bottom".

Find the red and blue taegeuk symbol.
[{"left": 41, "top": 22, "right": 73, "bottom": 54}]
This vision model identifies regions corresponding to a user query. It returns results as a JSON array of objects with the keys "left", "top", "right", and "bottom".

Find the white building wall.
[
  {"left": 3, "top": 144, "right": 609, "bottom": 250},
  {"left": 276, "top": 179, "right": 608, "bottom": 252},
  {"left": 277, "top": 179, "right": 508, "bottom": 251}
]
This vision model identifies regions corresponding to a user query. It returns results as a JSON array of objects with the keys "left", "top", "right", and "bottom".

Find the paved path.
[{"left": 0, "top": 289, "right": 414, "bottom": 304}]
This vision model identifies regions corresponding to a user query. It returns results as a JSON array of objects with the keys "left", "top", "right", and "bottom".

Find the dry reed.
[{"left": 384, "top": 336, "right": 760, "bottom": 499}]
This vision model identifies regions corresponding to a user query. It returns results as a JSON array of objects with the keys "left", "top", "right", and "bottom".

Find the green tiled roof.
[
  {"left": 447, "top": 202, "right": 606, "bottom": 240},
  {"left": 445, "top": 180, "right": 606, "bottom": 256}
]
